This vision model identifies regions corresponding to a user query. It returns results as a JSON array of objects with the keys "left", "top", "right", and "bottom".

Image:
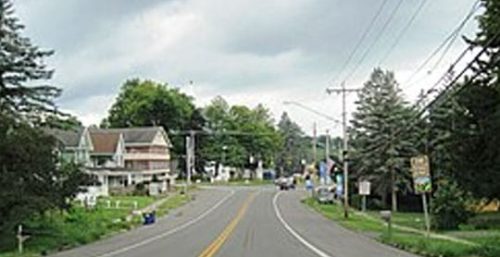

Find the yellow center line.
[{"left": 198, "top": 192, "right": 257, "bottom": 257}]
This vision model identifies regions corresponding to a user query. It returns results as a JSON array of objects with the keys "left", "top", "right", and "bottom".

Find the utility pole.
[
  {"left": 313, "top": 122, "right": 317, "bottom": 165},
  {"left": 191, "top": 130, "right": 195, "bottom": 184},
  {"left": 186, "top": 130, "right": 195, "bottom": 186},
  {"left": 186, "top": 135, "right": 191, "bottom": 186},
  {"left": 327, "top": 82, "right": 361, "bottom": 219},
  {"left": 325, "top": 129, "right": 330, "bottom": 160}
]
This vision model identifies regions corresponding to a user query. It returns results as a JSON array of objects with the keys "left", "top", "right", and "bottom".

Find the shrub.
[
  {"left": 133, "top": 182, "right": 148, "bottom": 196},
  {"left": 467, "top": 212, "right": 500, "bottom": 230},
  {"left": 431, "top": 180, "right": 473, "bottom": 230}
]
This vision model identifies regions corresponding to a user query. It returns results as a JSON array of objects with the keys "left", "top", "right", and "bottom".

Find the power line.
[
  {"left": 343, "top": 0, "right": 404, "bottom": 83},
  {"left": 378, "top": 0, "right": 429, "bottom": 66},
  {"left": 402, "top": 0, "right": 481, "bottom": 88},
  {"left": 328, "top": 0, "right": 390, "bottom": 87},
  {"left": 360, "top": 28, "right": 500, "bottom": 156},
  {"left": 170, "top": 130, "right": 276, "bottom": 136},
  {"left": 283, "top": 101, "right": 342, "bottom": 124},
  {"left": 426, "top": 2, "right": 480, "bottom": 73}
]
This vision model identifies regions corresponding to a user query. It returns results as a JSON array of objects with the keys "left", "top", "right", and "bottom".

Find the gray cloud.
[{"left": 14, "top": 0, "right": 479, "bottom": 131}]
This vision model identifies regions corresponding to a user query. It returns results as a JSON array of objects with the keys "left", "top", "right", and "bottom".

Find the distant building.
[{"left": 45, "top": 126, "right": 175, "bottom": 196}]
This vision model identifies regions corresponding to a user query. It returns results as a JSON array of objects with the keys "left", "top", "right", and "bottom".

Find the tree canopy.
[
  {"left": 276, "top": 112, "right": 308, "bottom": 176},
  {"left": 102, "top": 79, "right": 198, "bottom": 155},
  {"left": 199, "top": 96, "right": 281, "bottom": 171},
  {"left": 0, "top": 0, "right": 60, "bottom": 122}
]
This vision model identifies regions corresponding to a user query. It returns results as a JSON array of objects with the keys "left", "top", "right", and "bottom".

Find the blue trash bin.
[
  {"left": 143, "top": 211, "right": 156, "bottom": 225},
  {"left": 150, "top": 211, "right": 156, "bottom": 224}
]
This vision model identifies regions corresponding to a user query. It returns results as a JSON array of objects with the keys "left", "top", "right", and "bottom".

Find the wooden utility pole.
[
  {"left": 327, "top": 82, "right": 361, "bottom": 219},
  {"left": 313, "top": 122, "right": 317, "bottom": 166},
  {"left": 186, "top": 135, "right": 191, "bottom": 186},
  {"left": 390, "top": 128, "right": 398, "bottom": 212},
  {"left": 325, "top": 129, "right": 330, "bottom": 160}
]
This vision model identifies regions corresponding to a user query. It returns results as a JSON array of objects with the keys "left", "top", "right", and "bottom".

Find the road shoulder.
[{"left": 274, "top": 190, "right": 419, "bottom": 257}]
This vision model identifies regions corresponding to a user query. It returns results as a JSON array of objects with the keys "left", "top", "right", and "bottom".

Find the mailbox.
[
  {"left": 379, "top": 210, "right": 393, "bottom": 239},
  {"left": 380, "top": 210, "right": 392, "bottom": 222}
]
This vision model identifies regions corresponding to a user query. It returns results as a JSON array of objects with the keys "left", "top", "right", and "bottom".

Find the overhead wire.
[
  {"left": 377, "top": 0, "right": 429, "bottom": 66},
  {"left": 401, "top": 0, "right": 481, "bottom": 88},
  {"left": 328, "top": 0, "right": 390, "bottom": 87},
  {"left": 359, "top": 27, "right": 500, "bottom": 156},
  {"left": 343, "top": 0, "right": 405, "bottom": 83}
]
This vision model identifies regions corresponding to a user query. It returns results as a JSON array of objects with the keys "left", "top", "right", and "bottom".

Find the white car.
[
  {"left": 315, "top": 186, "right": 334, "bottom": 204},
  {"left": 275, "top": 176, "right": 295, "bottom": 190}
]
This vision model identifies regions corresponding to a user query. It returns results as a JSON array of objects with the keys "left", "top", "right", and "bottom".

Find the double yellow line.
[{"left": 198, "top": 192, "right": 256, "bottom": 257}]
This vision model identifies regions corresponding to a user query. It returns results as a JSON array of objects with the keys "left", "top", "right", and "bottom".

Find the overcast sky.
[{"left": 14, "top": 0, "right": 480, "bottom": 136}]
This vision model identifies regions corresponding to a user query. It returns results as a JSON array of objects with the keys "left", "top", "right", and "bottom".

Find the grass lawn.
[
  {"left": 156, "top": 193, "right": 192, "bottom": 217},
  {"left": 0, "top": 193, "right": 191, "bottom": 257},
  {"left": 303, "top": 198, "right": 500, "bottom": 257},
  {"left": 366, "top": 210, "right": 426, "bottom": 230},
  {"left": 96, "top": 195, "right": 156, "bottom": 210}
]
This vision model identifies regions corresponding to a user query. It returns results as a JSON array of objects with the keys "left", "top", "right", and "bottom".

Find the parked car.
[
  {"left": 315, "top": 186, "right": 334, "bottom": 204},
  {"left": 275, "top": 176, "right": 295, "bottom": 190}
]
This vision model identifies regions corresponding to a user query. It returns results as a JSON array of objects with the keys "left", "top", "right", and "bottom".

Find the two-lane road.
[{"left": 52, "top": 186, "right": 418, "bottom": 257}]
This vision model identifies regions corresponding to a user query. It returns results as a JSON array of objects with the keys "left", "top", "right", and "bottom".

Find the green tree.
[
  {"left": 42, "top": 114, "right": 82, "bottom": 130},
  {"left": 350, "top": 68, "right": 417, "bottom": 211},
  {"left": 431, "top": 180, "right": 472, "bottom": 230},
  {"left": 0, "top": 1, "right": 91, "bottom": 246},
  {"left": 228, "top": 104, "right": 280, "bottom": 167},
  {"left": 425, "top": 0, "right": 500, "bottom": 202},
  {"left": 276, "top": 112, "right": 306, "bottom": 176},
  {"left": 0, "top": 0, "right": 60, "bottom": 122},
  {"left": 199, "top": 96, "right": 239, "bottom": 169},
  {"left": 0, "top": 115, "right": 91, "bottom": 246},
  {"left": 199, "top": 97, "right": 280, "bottom": 173},
  {"left": 103, "top": 79, "right": 197, "bottom": 155},
  {"left": 447, "top": 0, "right": 500, "bottom": 200}
]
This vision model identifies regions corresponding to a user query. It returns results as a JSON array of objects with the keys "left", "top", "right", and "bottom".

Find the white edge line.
[
  {"left": 97, "top": 188, "right": 235, "bottom": 257},
  {"left": 273, "top": 191, "right": 331, "bottom": 257}
]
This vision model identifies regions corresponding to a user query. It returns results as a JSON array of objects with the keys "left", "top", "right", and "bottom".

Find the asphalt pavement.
[{"left": 51, "top": 186, "right": 419, "bottom": 257}]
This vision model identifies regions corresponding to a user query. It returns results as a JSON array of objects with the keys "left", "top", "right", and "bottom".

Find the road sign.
[
  {"left": 359, "top": 180, "right": 371, "bottom": 196},
  {"left": 411, "top": 155, "right": 432, "bottom": 235},
  {"left": 411, "top": 155, "right": 431, "bottom": 193}
]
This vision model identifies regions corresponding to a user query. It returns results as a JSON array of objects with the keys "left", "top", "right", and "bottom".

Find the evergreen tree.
[
  {"left": 351, "top": 68, "right": 417, "bottom": 211},
  {"left": 0, "top": 0, "right": 91, "bottom": 244},
  {"left": 276, "top": 112, "right": 307, "bottom": 176},
  {"left": 426, "top": 0, "right": 500, "bottom": 201},
  {"left": 0, "top": 0, "right": 60, "bottom": 122}
]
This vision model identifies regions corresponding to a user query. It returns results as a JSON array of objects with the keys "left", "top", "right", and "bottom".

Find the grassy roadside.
[
  {"left": 156, "top": 193, "right": 192, "bottom": 217},
  {"left": 0, "top": 192, "right": 193, "bottom": 257},
  {"left": 303, "top": 198, "right": 500, "bottom": 257}
]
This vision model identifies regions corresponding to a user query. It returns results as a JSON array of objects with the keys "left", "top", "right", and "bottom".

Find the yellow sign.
[
  {"left": 411, "top": 155, "right": 430, "bottom": 177},
  {"left": 411, "top": 155, "right": 431, "bottom": 193}
]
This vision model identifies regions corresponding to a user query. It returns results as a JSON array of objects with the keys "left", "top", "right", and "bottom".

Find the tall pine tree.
[
  {"left": 351, "top": 68, "right": 417, "bottom": 211},
  {"left": 0, "top": 0, "right": 60, "bottom": 122}
]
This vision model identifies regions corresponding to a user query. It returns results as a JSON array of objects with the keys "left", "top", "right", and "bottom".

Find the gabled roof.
[
  {"left": 89, "top": 130, "right": 121, "bottom": 154},
  {"left": 43, "top": 127, "right": 86, "bottom": 148},
  {"left": 90, "top": 127, "right": 172, "bottom": 147}
]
